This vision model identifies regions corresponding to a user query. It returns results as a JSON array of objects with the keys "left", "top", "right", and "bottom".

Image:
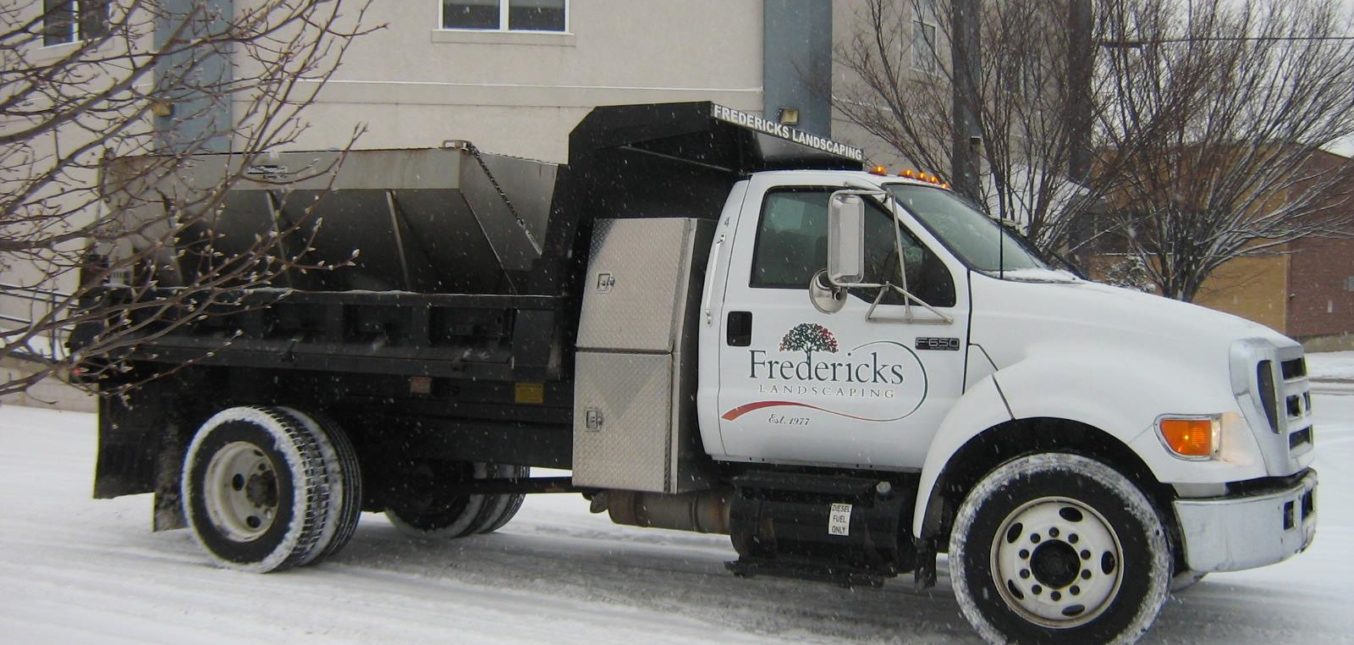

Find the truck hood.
[{"left": 968, "top": 273, "right": 1296, "bottom": 370}]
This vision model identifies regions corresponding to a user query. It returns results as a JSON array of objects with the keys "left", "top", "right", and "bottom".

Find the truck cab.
[{"left": 676, "top": 163, "right": 1317, "bottom": 639}]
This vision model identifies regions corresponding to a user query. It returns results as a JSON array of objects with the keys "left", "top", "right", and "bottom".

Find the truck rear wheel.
[
  {"left": 182, "top": 406, "right": 348, "bottom": 572},
  {"left": 384, "top": 463, "right": 528, "bottom": 538},
  {"left": 948, "top": 453, "right": 1170, "bottom": 644},
  {"left": 477, "top": 465, "right": 530, "bottom": 534},
  {"left": 275, "top": 407, "right": 363, "bottom": 559}
]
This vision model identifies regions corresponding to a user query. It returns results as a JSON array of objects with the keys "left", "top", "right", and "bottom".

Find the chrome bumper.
[{"left": 1173, "top": 470, "right": 1317, "bottom": 573}]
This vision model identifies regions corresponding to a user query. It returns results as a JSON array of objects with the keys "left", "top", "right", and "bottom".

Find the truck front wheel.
[
  {"left": 949, "top": 453, "right": 1170, "bottom": 644},
  {"left": 182, "top": 406, "right": 347, "bottom": 572}
]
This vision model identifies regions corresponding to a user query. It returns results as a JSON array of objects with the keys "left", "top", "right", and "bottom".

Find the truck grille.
[
  {"left": 1265, "top": 356, "right": 1314, "bottom": 457},
  {"left": 1231, "top": 341, "right": 1313, "bottom": 475}
]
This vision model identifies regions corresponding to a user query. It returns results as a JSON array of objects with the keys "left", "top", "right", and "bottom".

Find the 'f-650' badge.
[{"left": 722, "top": 323, "right": 928, "bottom": 423}]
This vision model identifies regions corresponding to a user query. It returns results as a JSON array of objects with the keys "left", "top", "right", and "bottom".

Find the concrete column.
[
  {"left": 154, "top": 0, "right": 233, "bottom": 153},
  {"left": 763, "top": 0, "right": 833, "bottom": 136}
]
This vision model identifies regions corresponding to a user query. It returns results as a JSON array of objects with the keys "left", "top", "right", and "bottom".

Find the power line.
[{"left": 1101, "top": 35, "right": 1354, "bottom": 48}]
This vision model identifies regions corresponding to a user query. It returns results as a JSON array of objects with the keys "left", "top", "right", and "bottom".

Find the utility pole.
[
  {"left": 1067, "top": 0, "right": 1094, "bottom": 184},
  {"left": 1065, "top": 0, "right": 1095, "bottom": 263},
  {"left": 950, "top": 0, "right": 982, "bottom": 202}
]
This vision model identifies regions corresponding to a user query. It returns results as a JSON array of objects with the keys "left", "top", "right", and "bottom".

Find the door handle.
[
  {"left": 702, "top": 233, "right": 726, "bottom": 326},
  {"left": 727, "top": 311, "right": 752, "bottom": 346}
]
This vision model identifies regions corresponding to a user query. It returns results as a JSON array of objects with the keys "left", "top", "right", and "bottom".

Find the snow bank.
[{"left": 1307, "top": 351, "right": 1354, "bottom": 381}]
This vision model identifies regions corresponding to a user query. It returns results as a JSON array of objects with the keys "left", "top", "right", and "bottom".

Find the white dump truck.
[{"left": 75, "top": 102, "right": 1317, "bottom": 643}]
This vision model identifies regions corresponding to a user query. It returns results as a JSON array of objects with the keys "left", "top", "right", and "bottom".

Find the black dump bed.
[{"left": 73, "top": 102, "right": 862, "bottom": 383}]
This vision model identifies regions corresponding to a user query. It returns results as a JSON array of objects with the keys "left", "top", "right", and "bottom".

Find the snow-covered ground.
[
  {"left": 1308, "top": 351, "right": 1354, "bottom": 382},
  {"left": 2, "top": 361, "right": 1352, "bottom": 643}
]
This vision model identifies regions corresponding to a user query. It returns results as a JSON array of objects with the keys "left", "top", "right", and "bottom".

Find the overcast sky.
[{"left": 1326, "top": 0, "right": 1353, "bottom": 156}]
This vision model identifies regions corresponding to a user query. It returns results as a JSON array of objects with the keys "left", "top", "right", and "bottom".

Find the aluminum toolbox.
[{"left": 573, "top": 217, "right": 714, "bottom": 493}]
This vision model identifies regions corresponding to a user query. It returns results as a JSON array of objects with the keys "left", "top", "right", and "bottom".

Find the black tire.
[
  {"left": 478, "top": 465, "right": 530, "bottom": 534},
  {"left": 182, "top": 406, "right": 341, "bottom": 572},
  {"left": 949, "top": 453, "right": 1171, "bottom": 644},
  {"left": 384, "top": 462, "right": 527, "bottom": 538},
  {"left": 276, "top": 407, "right": 363, "bottom": 559}
]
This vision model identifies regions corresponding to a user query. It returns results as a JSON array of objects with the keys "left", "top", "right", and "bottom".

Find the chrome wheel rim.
[{"left": 990, "top": 496, "right": 1124, "bottom": 628}]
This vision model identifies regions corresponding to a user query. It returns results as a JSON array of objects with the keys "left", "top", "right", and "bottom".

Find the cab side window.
[
  {"left": 750, "top": 190, "right": 830, "bottom": 289},
  {"left": 862, "top": 203, "right": 956, "bottom": 307},
  {"left": 750, "top": 187, "right": 955, "bottom": 307}
]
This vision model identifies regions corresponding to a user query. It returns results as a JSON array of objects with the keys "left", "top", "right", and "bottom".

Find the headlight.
[{"left": 1157, "top": 415, "right": 1221, "bottom": 460}]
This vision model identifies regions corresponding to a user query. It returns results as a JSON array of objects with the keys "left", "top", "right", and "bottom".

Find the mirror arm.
[
  {"left": 891, "top": 197, "right": 910, "bottom": 320},
  {"left": 884, "top": 284, "right": 955, "bottom": 324}
]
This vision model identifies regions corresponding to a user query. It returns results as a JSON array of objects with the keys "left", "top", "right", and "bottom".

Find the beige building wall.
[
  {"left": 1191, "top": 255, "right": 1290, "bottom": 334},
  {"left": 276, "top": 1, "right": 767, "bottom": 162},
  {"left": 0, "top": 2, "right": 152, "bottom": 331}
]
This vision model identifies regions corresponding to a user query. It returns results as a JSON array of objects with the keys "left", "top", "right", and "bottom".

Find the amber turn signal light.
[{"left": 1158, "top": 417, "right": 1219, "bottom": 458}]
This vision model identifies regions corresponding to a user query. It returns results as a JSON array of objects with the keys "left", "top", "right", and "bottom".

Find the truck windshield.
[{"left": 883, "top": 184, "right": 1050, "bottom": 275}]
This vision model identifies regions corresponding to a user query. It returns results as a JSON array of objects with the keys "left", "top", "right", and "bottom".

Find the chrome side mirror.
[
  {"left": 828, "top": 192, "right": 865, "bottom": 284},
  {"left": 809, "top": 269, "right": 846, "bottom": 314}
]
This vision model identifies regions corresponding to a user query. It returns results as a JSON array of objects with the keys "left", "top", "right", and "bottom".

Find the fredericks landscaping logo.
[
  {"left": 779, "top": 322, "right": 839, "bottom": 353},
  {"left": 722, "top": 323, "right": 927, "bottom": 423},
  {"left": 750, "top": 323, "right": 906, "bottom": 386}
]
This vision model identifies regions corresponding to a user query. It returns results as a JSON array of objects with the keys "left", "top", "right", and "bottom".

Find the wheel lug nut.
[
  {"left": 1069, "top": 533, "right": 1079, "bottom": 544},
  {"left": 1080, "top": 549, "right": 1091, "bottom": 560},
  {"left": 1081, "top": 570, "right": 1092, "bottom": 580},
  {"left": 1071, "top": 585, "right": 1081, "bottom": 595},
  {"left": 1051, "top": 591, "right": 1062, "bottom": 601},
  {"left": 1032, "top": 585, "right": 1042, "bottom": 595},
  {"left": 1019, "top": 549, "right": 1030, "bottom": 559},
  {"left": 1030, "top": 534, "right": 1041, "bottom": 544},
  {"left": 1020, "top": 569, "right": 1030, "bottom": 579},
  {"left": 1049, "top": 527, "right": 1060, "bottom": 538}
]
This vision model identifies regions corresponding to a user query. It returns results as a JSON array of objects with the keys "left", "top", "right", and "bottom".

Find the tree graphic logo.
[{"left": 779, "top": 323, "right": 839, "bottom": 353}]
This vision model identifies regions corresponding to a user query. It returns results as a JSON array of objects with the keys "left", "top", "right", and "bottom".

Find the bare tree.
[
  {"left": 1095, "top": 0, "right": 1354, "bottom": 302},
  {"left": 0, "top": 0, "right": 377, "bottom": 398},
  {"left": 834, "top": 0, "right": 1099, "bottom": 250}
]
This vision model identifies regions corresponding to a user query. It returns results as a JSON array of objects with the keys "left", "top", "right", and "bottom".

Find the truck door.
[{"left": 714, "top": 176, "right": 971, "bottom": 469}]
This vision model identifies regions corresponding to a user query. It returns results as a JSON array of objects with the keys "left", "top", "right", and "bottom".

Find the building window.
[
  {"left": 441, "top": 0, "right": 567, "bottom": 32},
  {"left": 912, "top": 19, "right": 937, "bottom": 74},
  {"left": 43, "top": 0, "right": 108, "bottom": 46}
]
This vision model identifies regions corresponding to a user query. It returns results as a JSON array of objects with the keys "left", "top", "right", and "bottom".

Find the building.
[
  {"left": 196, "top": 0, "right": 836, "bottom": 161},
  {"left": 288, "top": 1, "right": 825, "bottom": 161}
]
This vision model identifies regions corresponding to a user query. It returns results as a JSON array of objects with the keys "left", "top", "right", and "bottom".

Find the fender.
[
  {"left": 911, "top": 348, "right": 1268, "bottom": 538},
  {"left": 911, "top": 376, "right": 1011, "bottom": 538}
]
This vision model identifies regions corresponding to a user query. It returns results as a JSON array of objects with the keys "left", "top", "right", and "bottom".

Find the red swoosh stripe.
[{"left": 720, "top": 400, "right": 899, "bottom": 423}]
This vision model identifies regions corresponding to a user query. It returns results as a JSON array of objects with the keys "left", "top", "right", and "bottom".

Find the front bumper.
[{"left": 1173, "top": 469, "right": 1317, "bottom": 573}]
